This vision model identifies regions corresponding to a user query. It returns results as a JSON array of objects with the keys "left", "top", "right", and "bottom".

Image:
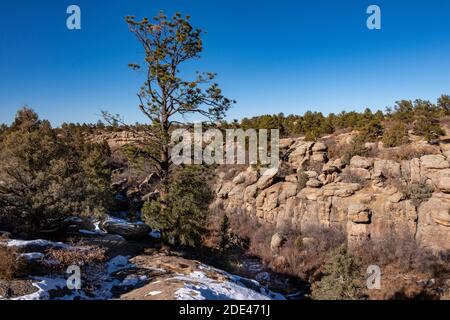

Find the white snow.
[
  {"left": 149, "top": 230, "right": 161, "bottom": 239},
  {"left": 106, "top": 255, "right": 133, "bottom": 274},
  {"left": 18, "top": 252, "right": 45, "bottom": 260},
  {"left": 6, "top": 239, "right": 69, "bottom": 249},
  {"left": 146, "top": 291, "right": 162, "bottom": 297},
  {"left": 173, "top": 269, "right": 285, "bottom": 301},
  {"left": 120, "top": 275, "right": 148, "bottom": 287}
]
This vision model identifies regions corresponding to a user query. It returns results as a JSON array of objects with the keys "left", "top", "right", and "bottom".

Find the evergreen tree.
[
  {"left": 0, "top": 108, "right": 112, "bottom": 232},
  {"left": 311, "top": 245, "right": 364, "bottom": 300}
]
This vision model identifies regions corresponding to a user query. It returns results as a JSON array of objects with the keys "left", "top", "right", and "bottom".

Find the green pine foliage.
[
  {"left": 382, "top": 122, "right": 410, "bottom": 147},
  {"left": 311, "top": 245, "right": 364, "bottom": 300},
  {"left": 0, "top": 108, "right": 112, "bottom": 232},
  {"left": 142, "top": 165, "right": 214, "bottom": 247}
]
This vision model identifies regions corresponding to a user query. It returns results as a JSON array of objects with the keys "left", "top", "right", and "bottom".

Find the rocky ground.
[{"left": 0, "top": 220, "right": 285, "bottom": 300}]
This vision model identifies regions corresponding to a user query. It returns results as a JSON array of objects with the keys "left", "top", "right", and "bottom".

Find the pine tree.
[{"left": 0, "top": 108, "right": 112, "bottom": 232}]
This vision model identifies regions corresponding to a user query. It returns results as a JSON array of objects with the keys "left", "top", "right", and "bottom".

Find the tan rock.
[
  {"left": 348, "top": 204, "right": 371, "bottom": 224},
  {"left": 373, "top": 159, "right": 401, "bottom": 178},
  {"left": 311, "top": 152, "right": 327, "bottom": 163},
  {"left": 348, "top": 168, "right": 371, "bottom": 180},
  {"left": 232, "top": 167, "right": 258, "bottom": 187},
  {"left": 322, "top": 182, "right": 361, "bottom": 198},
  {"left": 306, "top": 179, "right": 323, "bottom": 188},
  {"left": 285, "top": 174, "right": 298, "bottom": 184},
  {"left": 421, "top": 154, "right": 449, "bottom": 170},
  {"left": 350, "top": 156, "right": 373, "bottom": 169},
  {"left": 256, "top": 167, "right": 278, "bottom": 190},
  {"left": 437, "top": 177, "right": 450, "bottom": 194},
  {"left": 312, "top": 142, "right": 327, "bottom": 152},
  {"left": 270, "top": 233, "right": 286, "bottom": 252}
]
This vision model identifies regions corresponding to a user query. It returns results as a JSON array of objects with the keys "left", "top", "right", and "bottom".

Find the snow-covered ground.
[
  {"left": 2, "top": 235, "right": 285, "bottom": 301},
  {"left": 173, "top": 271, "right": 285, "bottom": 300}
]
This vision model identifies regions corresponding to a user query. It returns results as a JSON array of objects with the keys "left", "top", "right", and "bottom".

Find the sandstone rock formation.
[{"left": 214, "top": 133, "right": 450, "bottom": 252}]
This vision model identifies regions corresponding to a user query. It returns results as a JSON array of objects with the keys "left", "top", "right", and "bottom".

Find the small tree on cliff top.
[{"left": 105, "top": 12, "right": 234, "bottom": 193}]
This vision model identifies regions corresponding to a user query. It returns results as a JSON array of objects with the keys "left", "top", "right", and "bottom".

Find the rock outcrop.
[{"left": 214, "top": 134, "right": 450, "bottom": 252}]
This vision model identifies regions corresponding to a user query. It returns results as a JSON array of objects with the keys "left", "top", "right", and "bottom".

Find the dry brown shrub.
[
  {"left": 46, "top": 245, "right": 107, "bottom": 271},
  {"left": 353, "top": 234, "right": 448, "bottom": 300},
  {"left": 380, "top": 144, "right": 440, "bottom": 161},
  {"left": 340, "top": 168, "right": 368, "bottom": 185},
  {"left": 0, "top": 246, "right": 26, "bottom": 280}
]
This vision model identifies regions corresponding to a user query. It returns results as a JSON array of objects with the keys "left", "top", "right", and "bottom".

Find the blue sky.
[{"left": 1, "top": 0, "right": 450, "bottom": 125}]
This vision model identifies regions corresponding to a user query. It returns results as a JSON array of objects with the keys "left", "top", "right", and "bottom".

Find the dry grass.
[
  {"left": 45, "top": 245, "right": 107, "bottom": 271},
  {"left": 0, "top": 246, "right": 26, "bottom": 280},
  {"left": 353, "top": 234, "right": 449, "bottom": 299},
  {"left": 340, "top": 168, "right": 368, "bottom": 185},
  {"left": 380, "top": 144, "right": 440, "bottom": 161}
]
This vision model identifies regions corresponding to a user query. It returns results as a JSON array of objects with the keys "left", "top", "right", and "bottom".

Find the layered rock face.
[{"left": 214, "top": 135, "right": 450, "bottom": 252}]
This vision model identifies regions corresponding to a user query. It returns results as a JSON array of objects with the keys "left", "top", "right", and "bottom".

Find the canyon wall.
[{"left": 214, "top": 134, "right": 450, "bottom": 252}]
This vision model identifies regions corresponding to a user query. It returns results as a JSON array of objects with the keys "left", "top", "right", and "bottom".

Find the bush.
[
  {"left": 219, "top": 214, "right": 231, "bottom": 253},
  {"left": 45, "top": 246, "right": 107, "bottom": 271},
  {"left": 358, "top": 119, "right": 383, "bottom": 142},
  {"left": 311, "top": 245, "right": 364, "bottom": 300},
  {"left": 341, "top": 139, "right": 369, "bottom": 165},
  {"left": 403, "top": 180, "right": 433, "bottom": 207},
  {"left": 340, "top": 168, "right": 367, "bottom": 185},
  {"left": 0, "top": 247, "right": 25, "bottom": 280},
  {"left": 380, "top": 144, "right": 439, "bottom": 161},
  {"left": 0, "top": 108, "right": 113, "bottom": 232},
  {"left": 142, "top": 165, "right": 214, "bottom": 247},
  {"left": 382, "top": 122, "right": 409, "bottom": 147},
  {"left": 413, "top": 116, "right": 445, "bottom": 142},
  {"left": 297, "top": 170, "right": 309, "bottom": 190}
]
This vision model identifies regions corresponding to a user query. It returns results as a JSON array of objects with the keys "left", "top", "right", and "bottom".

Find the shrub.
[
  {"left": 341, "top": 139, "right": 369, "bottom": 165},
  {"left": 142, "top": 165, "right": 214, "bottom": 247},
  {"left": 311, "top": 245, "right": 364, "bottom": 300},
  {"left": 382, "top": 122, "right": 409, "bottom": 147},
  {"left": 413, "top": 116, "right": 445, "bottom": 142},
  {"left": 380, "top": 144, "right": 439, "bottom": 161},
  {"left": 340, "top": 168, "right": 367, "bottom": 185},
  {"left": 403, "top": 180, "right": 433, "bottom": 207},
  {"left": 358, "top": 119, "right": 383, "bottom": 142},
  {"left": 0, "top": 247, "right": 25, "bottom": 280},
  {"left": 297, "top": 170, "right": 309, "bottom": 190},
  {"left": 219, "top": 214, "right": 231, "bottom": 253},
  {"left": 45, "top": 246, "right": 107, "bottom": 271},
  {"left": 0, "top": 108, "right": 112, "bottom": 232}
]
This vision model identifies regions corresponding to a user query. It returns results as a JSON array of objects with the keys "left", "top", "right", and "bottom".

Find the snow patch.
[
  {"left": 18, "top": 252, "right": 45, "bottom": 261},
  {"left": 7, "top": 239, "right": 69, "bottom": 249}
]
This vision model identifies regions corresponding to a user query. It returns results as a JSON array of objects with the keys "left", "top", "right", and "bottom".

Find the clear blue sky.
[{"left": 1, "top": 0, "right": 450, "bottom": 125}]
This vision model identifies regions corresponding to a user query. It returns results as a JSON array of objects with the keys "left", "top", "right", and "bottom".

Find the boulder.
[
  {"left": 421, "top": 155, "right": 449, "bottom": 170},
  {"left": 348, "top": 204, "right": 371, "bottom": 224},
  {"left": 312, "top": 142, "right": 327, "bottom": 152},
  {"left": 285, "top": 174, "right": 298, "bottom": 184},
  {"left": 373, "top": 160, "right": 401, "bottom": 178},
  {"left": 232, "top": 167, "right": 258, "bottom": 187},
  {"left": 437, "top": 177, "right": 450, "bottom": 194},
  {"left": 322, "top": 182, "right": 361, "bottom": 198},
  {"left": 101, "top": 218, "right": 151, "bottom": 240},
  {"left": 347, "top": 168, "right": 371, "bottom": 180},
  {"left": 322, "top": 159, "right": 343, "bottom": 174},
  {"left": 350, "top": 156, "right": 373, "bottom": 169},
  {"left": 270, "top": 233, "right": 286, "bottom": 252},
  {"left": 256, "top": 167, "right": 278, "bottom": 190},
  {"left": 306, "top": 179, "right": 323, "bottom": 188},
  {"left": 311, "top": 152, "right": 327, "bottom": 163}
]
